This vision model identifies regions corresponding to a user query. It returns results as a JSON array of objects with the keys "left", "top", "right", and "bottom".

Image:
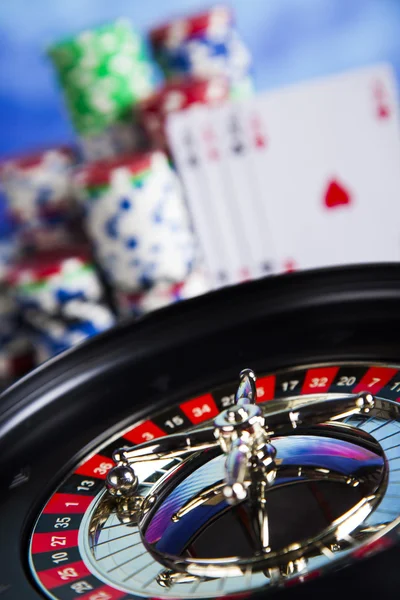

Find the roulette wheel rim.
[{"left": 3, "top": 263, "right": 400, "bottom": 599}]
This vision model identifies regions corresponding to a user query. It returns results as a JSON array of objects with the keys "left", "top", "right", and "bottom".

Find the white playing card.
[
  {"left": 249, "top": 63, "right": 400, "bottom": 271},
  {"left": 166, "top": 112, "right": 223, "bottom": 287},
  {"left": 212, "top": 102, "right": 276, "bottom": 278},
  {"left": 167, "top": 63, "right": 400, "bottom": 282},
  {"left": 187, "top": 106, "right": 246, "bottom": 286},
  {"left": 167, "top": 104, "right": 277, "bottom": 285}
]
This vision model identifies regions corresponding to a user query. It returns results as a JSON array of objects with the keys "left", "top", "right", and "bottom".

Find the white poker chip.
[
  {"left": 62, "top": 299, "right": 115, "bottom": 329},
  {"left": 0, "top": 148, "right": 77, "bottom": 251},
  {"left": 77, "top": 152, "right": 195, "bottom": 292}
]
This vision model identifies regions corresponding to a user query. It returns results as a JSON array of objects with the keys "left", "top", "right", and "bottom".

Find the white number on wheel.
[
  {"left": 192, "top": 404, "right": 211, "bottom": 418},
  {"left": 71, "top": 581, "right": 94, "bottom": 593},
  {"left": 51, "top": 552, "right": 68, "bottom": 564},
  {"left": 94, "top": 462, "right": 113, "bottom": 475},
  {"left": 337, "top": 376, "right": 356, "bottom": 386},
  {"left": 50, "top": 536, "right": 66, "bottom": 547},
  {"left": 77, "top": 480, "right": 95, "bottom": 492},
  {"left": 165, "top": 416, "right": 184, "bottom": 429},
  {"left": 54, "top": 517, "right": 71, "bottom": 529},
  {"left": 281, "top": 380, "right": 299, "bottom": 392},
  {"left": 221, "top": 394, "right": 235, "bottom": 407},
  {"left": 309, "top": 377, "right": 328, "bottom": 388},
  {"left": 88, "top": 592, "right": 113, "bottom": 600},
  {"left": 57, "top": 567, "right": 78, "bottom": 580}
]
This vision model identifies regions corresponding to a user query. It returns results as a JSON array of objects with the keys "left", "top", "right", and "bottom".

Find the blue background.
[
  {"left": 0, "top": 0, "right": 400, "bottom": 235},
  {"left": 1, "top": 0, "right": 400, "bottom": 159}
]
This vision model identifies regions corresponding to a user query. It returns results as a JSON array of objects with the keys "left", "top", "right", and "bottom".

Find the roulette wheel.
[{"left": 2, "top": 263, "right": 400, "bottom": 600}]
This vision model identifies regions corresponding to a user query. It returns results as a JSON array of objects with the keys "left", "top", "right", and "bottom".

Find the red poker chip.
[
  {"left": 139, "top": 77, "right": 229, "bottom": 114},
  {"left": 150, "top": 5, "right": 233, "bottom": 46},
  {"left": 138, "top": 77, "right": 229, "bottom": 149},
  {"left": 75, "top": 152, "right": 155, "bottom": 188},
  {"left": 0, "top": 146, "right": 75, "bottom": 173},
  {"left": 6, "top": 245, "right": 91, "bottom": 286}
]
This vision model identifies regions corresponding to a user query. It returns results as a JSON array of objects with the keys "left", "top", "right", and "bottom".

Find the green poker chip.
[{"left": 48, "top": 19, "right": 157, "bottom": 135}]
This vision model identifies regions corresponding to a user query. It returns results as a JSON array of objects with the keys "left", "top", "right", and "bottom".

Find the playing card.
[
  {"left": 187, "top": 106, "right": 247, "bottom": 285},
  {"left": 248, "top": 63, "right": 400, "bottom": 271},
  {"left": 166, "top": 112, "right": 225, "bottom": 287},
  {"left": 167, "top": 103, "right": 277, "bottom": 285},
  {"left": 212, "top": 102, "right": 276, "bottom": 278},
  {"left": 167, "top": 63, "right": 400, "bottom": 282}
]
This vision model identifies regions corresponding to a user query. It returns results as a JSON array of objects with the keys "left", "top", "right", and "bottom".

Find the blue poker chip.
[
  {"left": 35, "top": 330, "right": 70, "bottom": 358},
  {"left": 154, "top": 28, "right": 252, "bottom": 85},
  {"left": 23, "top": 300, "right": 115, "bottom": 361},
  {"left": 55, "top": 288, "right": 88, "bottom": 305}
]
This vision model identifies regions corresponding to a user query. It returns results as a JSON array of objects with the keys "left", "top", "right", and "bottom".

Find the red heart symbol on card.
[
  {"left": 255, "top": 134, "right": 267, "bottom": 149},
  {"left": 378, "top": 104, "right": 390, "bottom": 119},
  {"left": 324, "top": 179, "right": 352, "bottom": 209},
  {"left": 283, "top": 259, "right": 296, "bottom": 273}
]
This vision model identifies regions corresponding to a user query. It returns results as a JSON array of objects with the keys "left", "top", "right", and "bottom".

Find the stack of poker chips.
[
  {"left": 0, "top": 6, "right": 256, "bottom": 378},
  {"left": 0, "top": 147, "right": 79, "bottom": 253},
  {"left": 150, "top": 5, "right": 253, "bottom": 99},
  {"left": 137, "top": 76, "right": 230, "bottom": 151},
  {"left": 6, "top": 248, "right": 115, "bottom": 362},
  {"left": 75, "top": 151, "right": 200, "bottom": 315},
  {"left": 47, "top": 20, "right": 158, "bottom": 161}
]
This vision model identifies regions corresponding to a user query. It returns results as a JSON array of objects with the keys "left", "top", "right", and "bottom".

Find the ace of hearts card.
[
  {"left": 246, "top": 63, "right": 400, "bottom": 272},
  {"left": 167, "top": 63, "right": 400, "bottom": 283}
]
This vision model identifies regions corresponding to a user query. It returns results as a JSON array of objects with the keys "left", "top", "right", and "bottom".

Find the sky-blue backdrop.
[
  {"left": 0, "top": 0, "right": 400, "bottom": 234},
  {"left": 1, "top": 0, "right": 400, "bottom": 158}
]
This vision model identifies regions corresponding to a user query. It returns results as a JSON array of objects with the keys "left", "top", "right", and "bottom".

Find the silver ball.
[{"left": 106, "top": 465, "right": 138, "bottom": 497}]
